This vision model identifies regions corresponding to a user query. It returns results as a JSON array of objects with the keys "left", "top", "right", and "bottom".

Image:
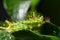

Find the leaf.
[
  {"left": 0, "top": 30, "right": 15, "bottom": 40},
  {"left": 12, "top": 30, "right": 59, "bottom": 40},
  {"left": 4, "top": 0, "right": 31, "bottom": 20},
  {"left": 4, "top": 0, "right": 21, "bottom": 16},
  {"left": 31, "top": 0, "right": 40, "bottom": 7},
  {"left": 40, "top": 22, "right": 59, "bottom": 37}
]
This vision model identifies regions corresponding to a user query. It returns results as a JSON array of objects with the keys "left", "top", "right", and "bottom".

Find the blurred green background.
[{"left": 0, "top": 0, "right": 60, "bottom": 40}]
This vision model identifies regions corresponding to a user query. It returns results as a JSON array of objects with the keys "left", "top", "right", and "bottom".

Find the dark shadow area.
[
  {"left": 0, "top": 0, "right": 11, "bottom": 21},
  {"left": 36, "top": 0, "right": 60, "bottom": 26}
]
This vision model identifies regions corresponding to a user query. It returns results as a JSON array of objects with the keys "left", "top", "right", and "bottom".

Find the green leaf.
[
  {"left": 12, "top": 30, "right": 59, "bottom": 40},
  {"left": 31, "top": 0, "right": 40, "bottom": 7},
  {"left": 40, "top": 22, "right": 59, "bottom": 37},
  {"left": 4, "top": 0, "right": 21, "bottom": 16},
  {"left": 4, "top": 0, "right": 31, "bottom": 20},
  {"left": 0, "top": 30, "right": 15, "bottom": 40}
]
